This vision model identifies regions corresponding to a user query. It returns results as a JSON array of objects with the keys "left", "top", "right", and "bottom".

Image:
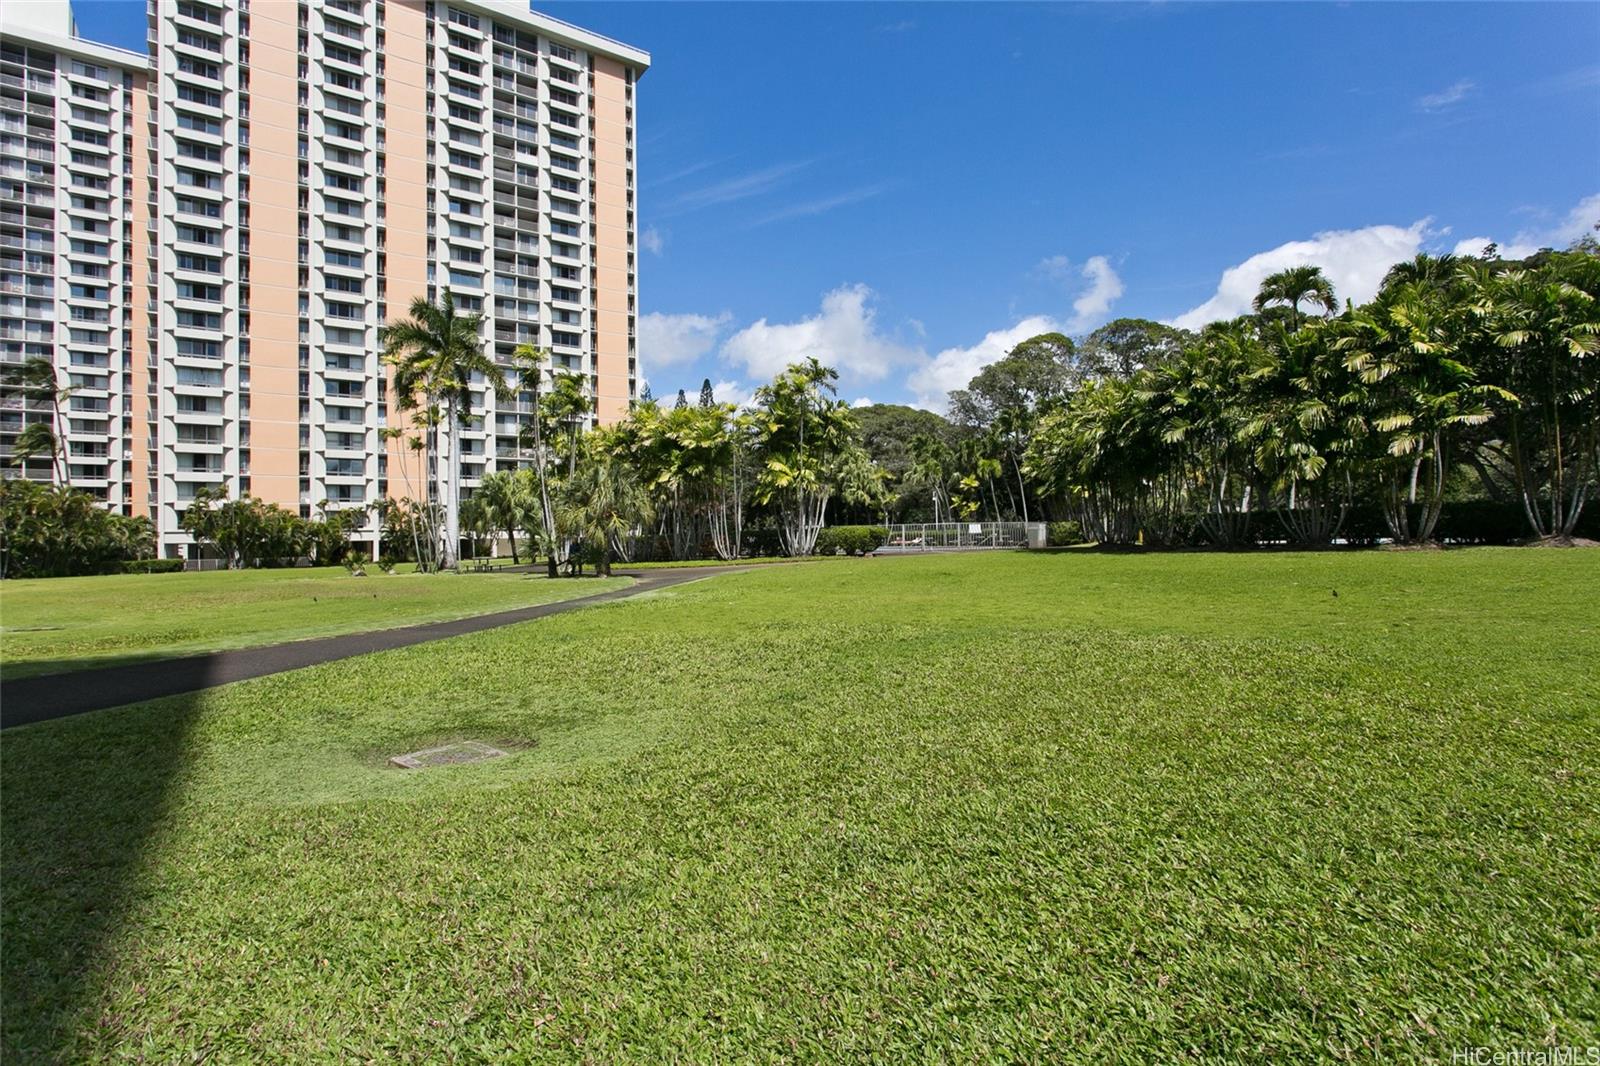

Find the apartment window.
[
  {"left": 550, "top": 285, "right": 579, "bottom": 303},
  {"left": 550, "top": 241, "right": 579, "bottom": 259},
  {"left": 176, "top": 168, "right": 222, "bottom": 190},
  {"left": 176, "top": 338, "right": 222, "bottom": 358},
  {"left": 551, "top": 175, "right": 579, "bottom": 194},
  {"left": 325, "top": 222, "right": 364, "bottom": 242},
  {"left": 549, "top": 132, "right": 579, "bottom": 151},
  {"left": 447, "top": 7, "right": 480, "bottom": 30},
  {"left": 324, "top": 248, "right": 364, "bottom": 268},
  {"left": 176, "top": 394, "right": 221, "bottom": 413},
  {"left": 326, "top": 457, "right": 364, "bottom": 476},
  {"left": 326, "top": 94, "right": 365, "bottom": 117},
  {"left": 324, "top": 196, "right": 363, "bottom": 217},
  {"left": 69, "top": 283, "right": 109, "bottom": 300},
  {"left": 175, "top": 28, "right": 223, "bottom": 53},
  {"left": 176, "top": 252, "right": 223, "bottom": 274},
  {"left": 176, "top": 83, "right": 224, "bottom": 108},
  {"left": 174, "top": 309, "right": 223, "bottom": 329},
  {"left": 325, "top": 172, "right": 363, "bottom": 192},
  {"left": 448, "top": 244, "right": 481, "bottom": 263},
  {"left": 176, "top": 366, "right": 224, "bottom": 386},
  {"left": 549, "top": 43, "right": 577, "bottom": 62},
  {"left": 176, "top": 281, "right": 223, "bottom": 302},
  {"left": 446, "top": 102, "right": 481, "bottom": 123},
  {"left": 176, "top": 425, "right": 223, "bottom": 444},
  {"left": 176, "top": 1, "right": 223, "bottom": 26},
  {"left": 549, "top": 87, "right": 578, "bottom": 107},
  {"left": 175, "top": 195, "right": 221, "bottom": 218},
  {"left": 447, "top": 174, "right": 480, "bottom": 194},
  {"left": 326, "top": 326, "right": 364, "bottom": 345},
  {"left": 176, "top": 55, "right": 222, "bottom": 80},
  {"left": 325, "top": 118, "right": 363, "bottom": 141},
  {"left": 323, "top": 42, "right": 364, "bottom": 66},
  {"left": 176, "top": 111, "right": 224, "bottom": 136},
  {"left": 446, "top": 150, "right": 480, "bottom": 170},
  {"left": 175, "top": 224, "right": 221, "bottom": 246},
  {"left": 551, "top": 330, "right": 580, "bottom": 347},
  {"left": 71, "top": 127, "right": 109, "bottom": 147},
  {"left": 327, "top": 430, "right": 363, "bottom": 450},
  {"left": 446, "top": 197, "right": 481, "bottom": 217},
  {"left": 176, "top": 139, "right": 223, "bottom": 163},
  {"left": 448, "top": 126, "right": 481, "bottom": 147},
  {"left": 447, "top": 269, "right": 481, "bottom": 288},
  {"left": 325, "top": 300, "right": 363, "bottom": 319},
  {"left": 550, "top": 220, "right": 580, "bottom": 237},
  {"left": 325, "top": 69, "right": 363, "bottom": 92},
  {"left": 550, "top": 197, "right": 579, "bottom": 215},
  {"left": 323, "top": 273, "right": 362, "bottom": 292},
  {"left": 550, "top": 153, "right": 578, "bottom": 172}
]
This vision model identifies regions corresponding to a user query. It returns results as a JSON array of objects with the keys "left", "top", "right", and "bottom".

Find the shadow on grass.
[{"left": 0, "top": 682, "right": 207, "bottom": 1060}]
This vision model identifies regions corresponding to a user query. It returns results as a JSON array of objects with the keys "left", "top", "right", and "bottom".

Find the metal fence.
[{"left": 880, "top": 522, "right": 1047, "bottom": 551}]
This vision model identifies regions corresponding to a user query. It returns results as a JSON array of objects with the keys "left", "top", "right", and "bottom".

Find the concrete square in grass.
[{"left": 389, "top": 741, "right": 509, "bottom": 770}]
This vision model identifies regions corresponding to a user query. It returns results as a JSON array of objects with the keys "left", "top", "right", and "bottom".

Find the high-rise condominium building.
[
  {"left": 1, "top": 3, "right": 151, "bottom": 514},
  {"left": 2, "top": 0, "right": 647, "bottom": 560}
]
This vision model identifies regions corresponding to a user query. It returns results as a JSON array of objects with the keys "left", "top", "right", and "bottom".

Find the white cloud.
[
  {"left": 641, "top": 226, "right": 664, "bottom": 255},
  {"left": 663, "top": 160, "right": 813, "bottom": 216},
  {"left": 1069, "top": 255, "right": 1125, "bottom": 332},
  {"left": 719, "top": 284, "right": 921, "bottom": 384},
  {"left": 751, "top": 183, "right": 893, "bottom": 227},
  {"left": 637, "top": 311, "right": 732, "bottom": 369},
  {"left": 1170, "top": 220, "right": 1431, "bottom": 330},
  {"left": 709, "top": 379, "right": 755, "bottom": 410},
  {"left": 1490, "top": 192, "right": 1600, "bottom": 259},
  {"left": 851, "top": 396, "right": 874, "bottom": 408},
  {"left": 905, "top": 315, "right": 1062, "bottom": 411},
  {"left": 1453, "top": 236, "right": 1494, "bottom": 258},
  {"left": 1417, "top": 79, "right": 1475, "bottom": 111},
  {"left": 1037, "top": 254, "right": 1125, "bottom": 332}
]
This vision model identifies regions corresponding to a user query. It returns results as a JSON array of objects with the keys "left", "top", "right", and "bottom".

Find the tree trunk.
[{"left": 442, "top": 399, "right": 460, "bottom": 568}]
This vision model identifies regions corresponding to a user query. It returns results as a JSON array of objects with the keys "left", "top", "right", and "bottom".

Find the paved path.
[{"left": 0, "top": 567, "right": 748, "bottom": 729}]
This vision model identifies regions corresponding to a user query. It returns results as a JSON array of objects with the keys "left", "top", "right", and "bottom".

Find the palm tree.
[
  {"left": 510, "top": 344, "right": 563, "bottom": 573},
  {"left": 474, "top": 469, "right": 529, "bottom": 563},
  {"left": 3, "top": 357, "right": 70, "bottom": 482},
  {"left": 557, "top": 438, "right": 654, "bottom": 577},
  {"left": 542, "top": 371, "right": 591, "bottom": 479},
  {"left": 382, "top": 291, "right": 505, "bottom": 569},
  {"left": 1254, "top": 266, "right": 1339, "bottom": 330}
]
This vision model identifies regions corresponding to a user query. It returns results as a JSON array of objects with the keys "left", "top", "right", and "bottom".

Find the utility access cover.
[{"left": 389, "top": 741, "right": 509, "bottom": 770}]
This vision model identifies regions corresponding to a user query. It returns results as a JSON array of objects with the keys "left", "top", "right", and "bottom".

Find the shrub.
[
  {"left": 813, "top": 526, "right": 887, "bottom": 556},
  {"left": 120, "top": 558, "right": 185, "bottom": 574},
  {"left": 1047, "top": 520, "right": 1084, "bottom": 546}
]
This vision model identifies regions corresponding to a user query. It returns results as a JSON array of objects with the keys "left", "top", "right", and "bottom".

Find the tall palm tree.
[
  {"left": 511, "top": 343, "right": 561, "bottom": 569},
  {"left": 382, "top": 291, "right": 505, "bottom": 568},
  {"left": 1254, "top": 266, "right": 1339, "bottom": 330},
  {"left": 3, "top": 357, "right": 70, "bottom": 482}
]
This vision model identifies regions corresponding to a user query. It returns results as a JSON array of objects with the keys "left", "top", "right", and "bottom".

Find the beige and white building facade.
[{"left": 2, "top": 0, "right": 646, "bottom": 559}]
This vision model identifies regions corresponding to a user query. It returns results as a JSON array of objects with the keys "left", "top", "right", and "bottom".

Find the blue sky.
[{"left": 77, "top": 1, "right": 1600, "bottom": 409}]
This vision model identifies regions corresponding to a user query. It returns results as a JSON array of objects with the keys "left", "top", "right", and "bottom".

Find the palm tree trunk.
[{"left": 443, "top": 399, "right": 460, "bottom": 568}]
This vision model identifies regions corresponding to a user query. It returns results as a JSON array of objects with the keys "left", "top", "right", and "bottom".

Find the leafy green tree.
[
  {"left": 750, "top": 359, "right": 871, "bottom": 556},
  {"left": 557, "top": 433, "right": 654, "bottom": 576},
  {"left": 180, "top": 489, "right": 311, "bottom": 569},
  {"left": 1253, "top": 265, "right": 1339, "bottom": 330},
  {"left": 1080, "top": 318, "right": 1192, "bottom": 379},
  {"left": 1469, "top": 251, "right": 1600, "bottom": 537},
  {"left": 0, "top": 480, "right": 154, "bottom": 578},
  {"left": 382, "top": 290, "right": 506, "bottom": 569}
]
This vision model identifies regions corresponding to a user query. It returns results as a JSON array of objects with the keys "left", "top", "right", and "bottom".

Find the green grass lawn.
[
  {"left": 3, "top": 549, "right": 1597, "bottom": 1060},
  {"left": 0, "top": 567, "right": 630, "bottom": 678}
]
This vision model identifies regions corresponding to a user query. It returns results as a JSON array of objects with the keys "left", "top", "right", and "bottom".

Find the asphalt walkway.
[{"left": 0, "top": 567, "right": 747, "bottom": 729}]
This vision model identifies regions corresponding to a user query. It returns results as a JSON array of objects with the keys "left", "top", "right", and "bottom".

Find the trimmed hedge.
[
  {"left": 120, "top": 558, "right": 184, "bottom": 574},
  {"left": 814, "top": 526, "right": 888, "bottom": 556}
]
